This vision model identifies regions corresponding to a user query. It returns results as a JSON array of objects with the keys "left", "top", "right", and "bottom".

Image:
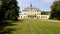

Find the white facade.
[
  {"left": 18, "top": 15, "right": 49, "bottom": 19},
  {"left": 18, "top": 4, "right": 50, "bottom": 19}
]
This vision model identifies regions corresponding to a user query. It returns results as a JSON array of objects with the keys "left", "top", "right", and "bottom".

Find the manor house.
[{"left": 18, "top": 4, "right": 50, "bottom": 19}]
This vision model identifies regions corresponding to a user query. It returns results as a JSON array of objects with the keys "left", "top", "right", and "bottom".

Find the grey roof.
[{"left": 23, "top": 7, "right": 41, "bottom": 11}]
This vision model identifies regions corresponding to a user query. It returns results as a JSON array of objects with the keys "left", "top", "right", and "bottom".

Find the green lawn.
[{"left": 8, "top": 19, "right": 60, "bottom": 34}]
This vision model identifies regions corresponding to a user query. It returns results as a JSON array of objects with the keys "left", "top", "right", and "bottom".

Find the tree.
[
  {"left": 0, "top": 0, "right": 5, "bottom": 20},
  {"left": 49, "top": 1, "right": 60, "bottom": 20},
  {"left": 2, "top": 0, "right": 19, "bottom": 21},
  {"left": 41, "top": 11, "right": 47, "bottom": 15},
  {"left": 0, "top": 0, "right": 19, "bottom": 34}
]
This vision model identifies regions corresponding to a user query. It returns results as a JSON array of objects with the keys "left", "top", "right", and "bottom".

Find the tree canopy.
[
  {"left": 49, "top": 1, "right": 60, "bottom": 20},
  {"left": 2, "top": 0, "right": 19, "bottom": 21},
  {"left": 0, "top": 0, "right": 19, "bottom": 34}
]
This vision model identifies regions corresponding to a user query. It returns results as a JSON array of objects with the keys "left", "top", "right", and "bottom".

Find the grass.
[{"left": 7, "top": 19, "right": 60, "bottom": 34}]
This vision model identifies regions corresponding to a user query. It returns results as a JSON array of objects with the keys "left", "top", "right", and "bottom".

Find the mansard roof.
[{"left": 23, "top": 7, "right": 41, "bottom": 11}]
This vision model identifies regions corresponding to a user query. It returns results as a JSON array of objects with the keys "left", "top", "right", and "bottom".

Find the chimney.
[{"left": 30, "top": 4, "right": 32, "bottom": 8}]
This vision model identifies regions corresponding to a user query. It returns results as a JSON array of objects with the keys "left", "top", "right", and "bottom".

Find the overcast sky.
[{"left": 17, "top": 0, "right": 55, "bottom": 11}]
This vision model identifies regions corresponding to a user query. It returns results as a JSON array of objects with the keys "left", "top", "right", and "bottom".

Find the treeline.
[{"left": 41, "top": 11, "right": 50, "bottom": 15}]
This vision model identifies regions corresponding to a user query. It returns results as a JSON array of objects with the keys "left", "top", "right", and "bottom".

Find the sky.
[{"left": 17, "top": 0, "right": 55, "bottom": 11}]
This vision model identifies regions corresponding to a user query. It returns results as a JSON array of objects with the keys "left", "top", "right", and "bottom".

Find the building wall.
[
  {"left": 18, "top": 15, "right": 50, "bottom": 19},
  {"left": 23, "top": 9, "right": 41, "bottom": 15},
  {"left": 21, "top": 8, "right": 41, "bottom": 19},
  {"left": 41, "top": 15, "right": 50, "bottom": 19},
  {"left": 18, "top": 9, "right": 50, "bottom": 19},
  {"left": 23, "top": 12, "right": 41, "bottom": 15}
]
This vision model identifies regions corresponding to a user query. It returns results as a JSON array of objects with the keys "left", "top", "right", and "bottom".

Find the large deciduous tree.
[
  {"left": 49, "top": 1, "right": 60, "bottom": 20},
  {"left": 0, "top": 0, "right": 5, "bottom": 20},
  {"left": 5, "top": 0, "right": 19, "bottom": 20},
  {"left": 1, "top": 0, "right": 19, "bottom": 21},
  {"left": 0, "top": 0, "right": 19, "bottom": 34}
]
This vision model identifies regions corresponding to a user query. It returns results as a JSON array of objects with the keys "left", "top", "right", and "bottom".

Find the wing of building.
[{"left": 18, "top": 4, "right": 50, "bottom": 19}]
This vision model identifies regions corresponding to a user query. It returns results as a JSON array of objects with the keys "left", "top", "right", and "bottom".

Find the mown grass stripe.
[
  {"left": 31, "top": 23, "right": 47, "bottom": 34},
  {"left": 25, "top": 22, "right": 31, "bottom": 34},
  {"left": 29, "top": 23, "right": 38, "bottom": 34},
  {"left": 33, "top": 22, "right": 56, "bottom": 34},
  {"left": 36, "top": 21, "right": 60, "bottom": 34}
]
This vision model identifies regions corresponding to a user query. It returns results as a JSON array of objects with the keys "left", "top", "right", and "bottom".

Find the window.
[
  {"left": 37, "top": 10, "right": 38, "bottom": 12},
  {"left": 21, "top": 16, "right": 22, "bottom": 18},
  {"left": 41, "top": 16, "right": 47, "bottom": 18}
]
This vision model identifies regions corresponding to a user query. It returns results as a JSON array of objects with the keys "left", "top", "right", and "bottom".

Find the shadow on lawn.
[{"left": 0, "top": 21, "right": 17, "bottom": 34}]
